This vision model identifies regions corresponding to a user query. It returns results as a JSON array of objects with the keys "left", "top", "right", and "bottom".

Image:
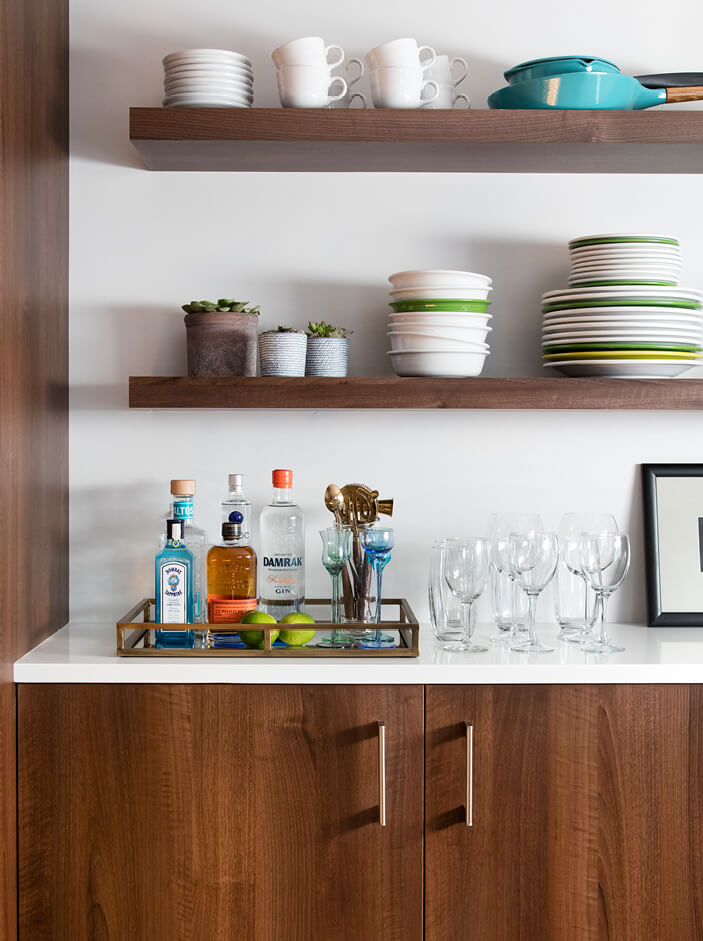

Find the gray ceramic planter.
[
  {"left": 184, "top": 310, "right": 258, "bottom": 376},
  {"left": 305, "top": 337, "right": 349, "bottom": 377},
  {"left": 258, "top": 332, "right": 308, "bottom": 376}
]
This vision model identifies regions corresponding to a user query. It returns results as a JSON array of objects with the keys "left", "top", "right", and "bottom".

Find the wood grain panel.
[
  {"left": 129, "top": 108, "right": 703, "bottom": 173},
  {"left": 129, "top": 375, "right": 703, "bottom": 411},
  {"left": 425, "top": 685, "right": 597, "bottom": 941},
  {"left": 19, "top": 685, "right": 423, "bottom": 941},
  {"left": 426, "top": 685, "right": 703, "bottom": 941},
  {"left": 1, "top": 0, "right": 69, "bottom": 935}
]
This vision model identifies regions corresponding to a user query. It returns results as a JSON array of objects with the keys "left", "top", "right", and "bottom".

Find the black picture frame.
[{"left": 642, "top": 463, "right": 703, "bottom": 626}]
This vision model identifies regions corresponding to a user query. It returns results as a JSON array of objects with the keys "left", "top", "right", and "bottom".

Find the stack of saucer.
[
  {"left": 162, "top": 48, "right": 253, "bottom": 108},
  {"left": 542, "top": 235, "right": 703, "bottom": 378},
  {"left": 386, "top": 269, "right": 492, "bottom": 376}
]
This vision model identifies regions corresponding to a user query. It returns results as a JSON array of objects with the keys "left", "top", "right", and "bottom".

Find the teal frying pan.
[
  {"left": 488, "top": 70, "right": 703, "bottom": 109},
  {"left": 504, "top": 55, "right": 620, "bottom": 84}
]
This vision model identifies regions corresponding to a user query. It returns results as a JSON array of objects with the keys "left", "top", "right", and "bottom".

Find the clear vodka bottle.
[
  {"left": 259, "top": 468, "right": 305, "bottom": 618},
  {"left": 221, "top": 473, "right": 252, "bottom": 542},
  {"left": 160, "top": 479, "right": 208, "bottom": 627}
]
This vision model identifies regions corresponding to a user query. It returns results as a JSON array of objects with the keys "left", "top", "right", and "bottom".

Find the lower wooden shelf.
[{"left": 128, "top": 375, "right": 703, "bottom": 410}]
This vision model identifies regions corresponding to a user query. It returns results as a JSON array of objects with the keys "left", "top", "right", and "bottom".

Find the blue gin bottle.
[{"left": 155, "top": 520, "right": 195, "bottom": 649}]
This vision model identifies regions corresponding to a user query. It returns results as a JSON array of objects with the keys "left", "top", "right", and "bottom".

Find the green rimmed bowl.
[
  {"left": 543, "top": 298, "right": 702, "bottom": 313},
  {"left": 389, "top": 299, "right": 492, "bottom": 314},
  {"left": 543, "top": 350, "right": 702, "bottom": 361},
  {"left": 568, "top": 234, "right": 680, "bottom": 249}
]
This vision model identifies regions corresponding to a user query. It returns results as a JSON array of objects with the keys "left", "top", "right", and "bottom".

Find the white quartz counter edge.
[{"left": 14, "top": 621, "right": 703, "bottom": 684}]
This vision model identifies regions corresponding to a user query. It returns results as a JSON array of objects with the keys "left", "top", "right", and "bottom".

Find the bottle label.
[
  {"left": 172, "top": 498, "right": 194, "bottom": 521},
  {"left": 159, "top": 562, "right": 187, "bottom": 623},
  {"left": 208, "top": 597, "right": 257, "bottom": 623},
  {"left": 262, "top": 556, "right": 303, "bottom": 598}
]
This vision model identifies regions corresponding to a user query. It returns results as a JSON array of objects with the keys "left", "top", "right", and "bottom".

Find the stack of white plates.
[
  {"left": 568, "top": 233, "right": 682, "bottom": 288},
  {"left": 386, "top": 270, "right": 493, "bottom": 377},
  {"left": 541, "top": 287, "right": 703, "bottom": 378},
  {"left": 162, "top": 48, "right": 253, "bottom": 108}
]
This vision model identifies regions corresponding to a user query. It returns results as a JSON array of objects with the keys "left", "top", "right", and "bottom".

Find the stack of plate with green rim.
[
  {"left": 386, "top": 270, "right": 493, "bottom": 376},
  {"left": 542, "top": 236, "right": 703, "bottom": 377}
]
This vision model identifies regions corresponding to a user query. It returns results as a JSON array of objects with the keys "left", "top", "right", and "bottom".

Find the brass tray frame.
[{"left": 116, "top": 598, "right": 419, "bottom": 657}]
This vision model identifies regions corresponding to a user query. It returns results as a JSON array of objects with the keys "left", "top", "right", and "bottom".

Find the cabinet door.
[
  {"left": 19, "top": 684, "right": 423, "bottom": 941},
  {"left": 425, "top": 685, "right": 703, "bottom": 941}
]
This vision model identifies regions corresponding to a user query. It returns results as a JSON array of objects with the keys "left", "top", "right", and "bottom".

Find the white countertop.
[{"left": 13, "top": 621, "right": 703, "bottom": 684}]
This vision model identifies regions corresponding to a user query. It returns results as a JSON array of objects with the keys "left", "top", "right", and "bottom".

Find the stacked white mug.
[
  {"left": 422, "top": 55, "right": 470, "bottom": 109},
  {"left": 364, "top": 38, "right": 439, "bottom": 108},
  {"left": 272, "top": 36, "right": 348, "bottom": 108}
]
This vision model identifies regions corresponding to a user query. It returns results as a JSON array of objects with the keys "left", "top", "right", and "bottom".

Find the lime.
[
  {"left": 279, "top": 612, "right": 316, "bottom": 647},
  {"left": 239, "top": 610, "right": 278, "bottom": 649}
]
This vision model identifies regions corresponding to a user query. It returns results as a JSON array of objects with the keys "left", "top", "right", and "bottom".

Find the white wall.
[{"left": 70, "top": 0, "right": 703, "bottom": 625}]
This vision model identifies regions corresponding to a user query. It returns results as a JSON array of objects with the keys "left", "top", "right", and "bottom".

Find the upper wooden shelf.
[
  {"left": 129, "top": 376, "right": 703, "bottom": 410},
  {"left": 129, "top": 107, "right": 703, "bottom": 173}
]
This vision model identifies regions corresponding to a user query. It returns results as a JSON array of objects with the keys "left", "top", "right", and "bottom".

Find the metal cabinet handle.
[
  {"left": 378, "top": 720, "right": 386, "bottom": 827},
  {"left": 465, "top": 721, "right": 473, "bottom": 827}
]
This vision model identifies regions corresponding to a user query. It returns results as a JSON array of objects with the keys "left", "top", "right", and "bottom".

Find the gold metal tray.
[{"left": 116, "top": 598, "right": 419, "bottom": 657}]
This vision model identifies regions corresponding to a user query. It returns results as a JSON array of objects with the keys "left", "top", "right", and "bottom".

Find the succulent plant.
[
  {"left": 182, "top": 299, "right": 260, "bottom": 314},
  {"left": 306, "top": 320, "right": 352, "bottom": 339}
]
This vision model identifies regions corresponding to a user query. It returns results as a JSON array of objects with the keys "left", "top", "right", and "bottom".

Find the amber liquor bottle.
[{"left": 207, "top": 516, "right": 257, "bottom": 646}]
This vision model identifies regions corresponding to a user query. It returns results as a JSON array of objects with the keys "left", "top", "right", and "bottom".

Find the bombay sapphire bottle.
[
  {"left": 160, "top": 479, "right": 207, "bottom": 626},
  {"left": 155, "top": 519, "right": 195, "bottom": 649}
]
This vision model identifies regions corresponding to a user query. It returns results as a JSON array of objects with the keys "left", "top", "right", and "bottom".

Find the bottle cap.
[
  {"left": 272, "top": 468, "right": 293, "bottom": 488},
  {"left": 229, "top": 511, "right": 244, "bottom": 524},
  {"left": 167, "top": 519, "right": 184, "bottom": 541},
  {"left": 222, "top": 522, "right": 240, "bottom": 540},
  {"left": 171, "top": 479, "right": 195, "bottom": 496},
  {"left": 228, "top": 473, "right": 243, "bottom": 491}
]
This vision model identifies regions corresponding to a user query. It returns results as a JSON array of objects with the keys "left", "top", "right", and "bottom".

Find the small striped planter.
[
  {"left": 305, "top": 337, "right": 349, "bottom": 377},
  {"left": 258, "top": 333, "right": 307, "bottom": 377}
]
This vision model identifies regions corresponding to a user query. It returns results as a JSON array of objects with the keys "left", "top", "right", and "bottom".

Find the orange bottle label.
[{"left": 208, "top": 597, "right": 257, "bottom": 624}]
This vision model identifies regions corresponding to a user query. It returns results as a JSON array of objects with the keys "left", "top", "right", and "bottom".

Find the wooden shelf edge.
[{"left": 128, "top": 376, "right": 703, "bottom": 410}]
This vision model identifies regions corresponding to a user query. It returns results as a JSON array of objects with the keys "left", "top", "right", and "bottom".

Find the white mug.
[
  {"left": 272, "top": 36, "right": 344, "bottom": 70},
  {"left": 421, "top": 82, "right": 470, "bottom": 109},
  {"left": 277, "top": 66, "right": 348, "bottom": 108},
  {"left": 369, "top": 67, "right": 439, "bottom": 109},
  {"left": 365, "top": 38, "right": 435, "bottom": 72},
  {"left": 425, "top": 55, "right": 469, "bottom": 87}
]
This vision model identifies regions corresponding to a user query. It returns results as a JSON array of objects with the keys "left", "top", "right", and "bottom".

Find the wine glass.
[
  {"left": 318, "top": 526, "right": 353, "bottom": 648},
  {"left": 557, "top": 513, "right": 617, "bottom": 643},
  {"left": 487, "top": 513, "right": 543, "bottom": 644},
  {"left": 442, "top": 537, "right": 490, "bottom": 652},
  {"left": 580, "top": 532, "right": 630, "bottom": 654},
  {"left": 360, "top": 527, "right": 395, "bottom": 647},
  {"left": 509, "top": 532, "right": 559, "bottom": 654}
]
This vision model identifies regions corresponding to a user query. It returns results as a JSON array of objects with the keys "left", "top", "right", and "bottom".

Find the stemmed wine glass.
[
  {"left": 487, "top": 513, "right": 543, "bottom": 644},
  {"left": 509, "top": 532, "right": 559, "bottom": 654},
  {"left": 442, "top": 537, "right": 490, "bottom": 652},
  {"left": 580, "top": 532, "right": 630, "bottom": 654},
  {"left": 318, "top": 526, "right": 353, "bottom": 648},
  {"left": 557, "top": 513, "right": 617, "bottom": 643},
  {"left": 360, "top": 527, "right": 395, "bottom": 648}
]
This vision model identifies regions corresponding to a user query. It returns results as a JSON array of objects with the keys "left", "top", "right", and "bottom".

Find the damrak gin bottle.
[
  {"left": 155, "top": 520, "right": 195, "bottom": 649},
  {"left": 259, "top": 469, "right": 305, "bottom": 618}
]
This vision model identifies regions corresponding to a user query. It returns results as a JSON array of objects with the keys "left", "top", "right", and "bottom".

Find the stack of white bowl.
[
  {"left": 542, "top": 234, "right": 703, "bottom": 378},
  {"left": 162, "top": 49, "right": 253, "bottom": 108},
  {"left": 386, "top": 270, "right": 493, "bottom": 377}
]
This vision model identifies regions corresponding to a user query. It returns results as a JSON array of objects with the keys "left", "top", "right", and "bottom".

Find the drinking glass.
[
  {"left": 509, "top": 532, "right": 559, "bottom": 654},
  {"left": 580, "top": 532, "right": 630, "bottom": 654},
  {"left": 557, "top": 513, "right": 617, "bottom": 643},
  {"left": 318, "top": 526, "right": 353, "bottom": 648},
  {"left": 442, "top": 537, "right": 490, "bottom": 652},
  {"left": 360, "top": 527, "right": 395, "bottom": 647},
  {"left": 429, "top": 539, "right": 464, "bottom": 642},
  {"left": 488, "top": 513, "right": 543, "bottom": 644}
]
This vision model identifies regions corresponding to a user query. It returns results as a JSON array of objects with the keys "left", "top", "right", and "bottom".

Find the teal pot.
[
  {"left": 488, "top": 71, "right": 703, "bottom": 110},
  {"left": 504, "top": 55, "right": 620, "bottom": 85},
  {"left": 305, "top": 337, "right": 349, "bottom": 377},
  {"left": 184, "top": 310, "right": 258, "bottom": 376}
]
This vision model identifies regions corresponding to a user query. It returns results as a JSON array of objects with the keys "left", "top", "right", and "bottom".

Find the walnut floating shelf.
[
  {"left": 129, "top": 108, "right": 703, "bottom": 173},
  {"left": 128, "top": 376, "right": 703, "bottom": 410}
]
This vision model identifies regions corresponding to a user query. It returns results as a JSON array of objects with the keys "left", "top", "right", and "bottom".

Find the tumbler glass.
[{"left": 429, "top": 539, "right": 471, "bottom": 643}]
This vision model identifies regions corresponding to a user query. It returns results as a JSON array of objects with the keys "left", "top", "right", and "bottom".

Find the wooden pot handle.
[{"left": 666, "top": 86, "right": 703, "bottom": 103}]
